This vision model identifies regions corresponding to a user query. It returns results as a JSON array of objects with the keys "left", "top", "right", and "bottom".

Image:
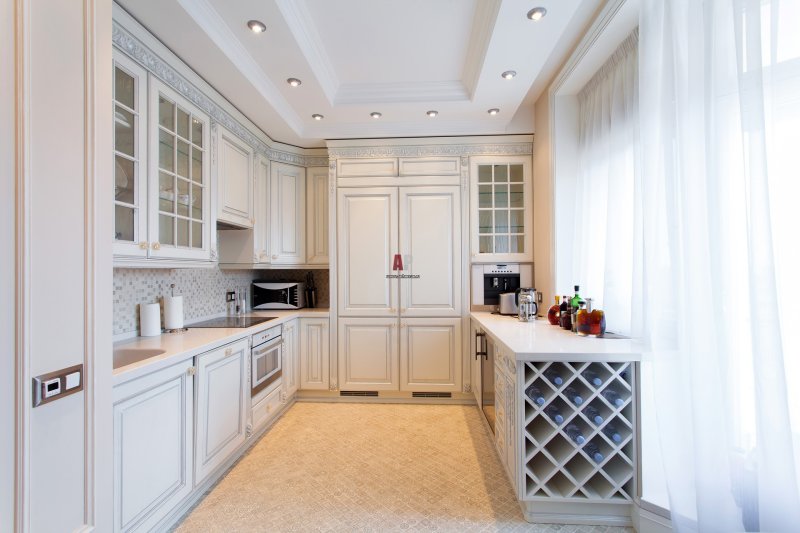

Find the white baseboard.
[{"left": 633, "top": 505, "right": 672, "bottom": 533}]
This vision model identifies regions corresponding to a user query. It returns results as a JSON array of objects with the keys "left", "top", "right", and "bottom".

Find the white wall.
[
  {"left": 1, "top": 0, "right": 15, "bottom": 530},
  {"left": 532, "top": 92, "right": 554, "bottom": 306}
]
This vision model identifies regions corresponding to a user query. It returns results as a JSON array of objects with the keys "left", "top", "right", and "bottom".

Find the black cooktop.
[{"left": 190, "top": 316, "right": 276, "bottom": 328}]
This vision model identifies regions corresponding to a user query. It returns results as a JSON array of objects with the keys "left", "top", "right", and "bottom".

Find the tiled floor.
[{"left": 174, "top": 402, "right": 632, "bottom": 532}]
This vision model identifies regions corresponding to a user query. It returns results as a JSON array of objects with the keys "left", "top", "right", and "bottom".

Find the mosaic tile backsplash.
[{"left": 113, "top": 267, "right": 330, "bottom": 336}]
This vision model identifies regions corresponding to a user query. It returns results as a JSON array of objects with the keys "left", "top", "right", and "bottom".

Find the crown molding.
[
  {"left": 112, "top": 21, "right": 326, "bottom": 168},
  {"left": 326, "top": 142, "right": 532, "bottom": 159}
]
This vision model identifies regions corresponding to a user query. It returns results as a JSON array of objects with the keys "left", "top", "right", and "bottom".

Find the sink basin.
[{"left": 114, "top": 347, "right": 166, "bottom": 369}]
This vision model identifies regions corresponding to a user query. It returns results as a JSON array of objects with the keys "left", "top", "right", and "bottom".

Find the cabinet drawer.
[
  {"left": 337, "top": 158, "right": 398, "bottom": 177},
  {"left": 399, "top": 157, "right": 460, "bottom": 176},
  {"left": 251, "top": 385, "right": 282, "bottom": 430}
]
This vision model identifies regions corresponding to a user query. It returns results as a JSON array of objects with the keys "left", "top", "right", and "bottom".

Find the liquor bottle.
[
  {"left": 559, "top": 295, "right": 571, "bottom": 330},
  {"left": 582, "top": 369, "right": 602, "bottom": 387},
  {"left": 570, "top": 286, "right": 583, "bottom": 333},
  {"left": 584, "top": 442, "right": 605, "bottom": 463},
  {"left": 547, "top": 296, "right": 561, "bottom": 325},
  {"left": 544, "top": 369, "right": 563, "bottom": 386},
  {"left": 544, "top": 404, "right": 564, "bottom": 425},
  {"left": 563, "top": 386, "right": 583, "bottom": 405},
  {"left": 584, "top": 405, "right": 604, "bottom": 425},
  {"left": 565, "top": 423, "right": 586, "bottom": 445},
  {"left": 525, "top": 384, "right": 545, "bottom": 406},
  {"left": 602, "top": 388, "right": 625, "bottom": 407},
  {"left": 602, "top": 424, "right": 622, "bottom": 443},
  {"left": 575, "top": 301, "right": 589, "bottom": 335}
]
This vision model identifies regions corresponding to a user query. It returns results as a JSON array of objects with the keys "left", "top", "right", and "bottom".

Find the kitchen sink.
[{"left": 113, "top": 347, "right": 166, "bottom": 369}]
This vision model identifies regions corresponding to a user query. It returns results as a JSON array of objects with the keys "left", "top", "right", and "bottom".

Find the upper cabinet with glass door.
[
  {"left": 113, "top": 51, "right": 149, "bottom": 258},
  {"left": 469, "top": 155, "right": 533, "bottom": 262}
]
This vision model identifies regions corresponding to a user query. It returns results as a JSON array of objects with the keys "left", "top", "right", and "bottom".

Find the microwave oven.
[{"left": 252, "top": 281, "right": 306, "bottom": 310}]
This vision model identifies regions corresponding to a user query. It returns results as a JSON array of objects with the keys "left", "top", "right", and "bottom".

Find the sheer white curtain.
[
  {"left": 572, "top": 30, "right": 639, "bottom": 335},
  {"left": 639, "top": 0, "right": 800, "bottom": 530}
]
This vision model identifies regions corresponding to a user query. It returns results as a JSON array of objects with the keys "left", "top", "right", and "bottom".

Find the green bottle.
[{"left": 570, "top": 285, "right": 582, "bottom": 333}]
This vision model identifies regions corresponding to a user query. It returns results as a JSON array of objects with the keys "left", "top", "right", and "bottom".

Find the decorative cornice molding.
[
  {"left": 327, "top": 143, "right": 532, "bottom": 159},
  {"left": 112, "top": 22, "right": 327, "bottom": 168}
]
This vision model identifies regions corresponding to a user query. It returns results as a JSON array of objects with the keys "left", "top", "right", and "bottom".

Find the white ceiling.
[{"left": 117, "top": 0, "right": 597, "bottom": 148}]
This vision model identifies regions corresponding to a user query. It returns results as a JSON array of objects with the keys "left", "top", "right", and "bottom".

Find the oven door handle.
[{"left": 252, "top": 337, "right": 282, "bottom": 359}]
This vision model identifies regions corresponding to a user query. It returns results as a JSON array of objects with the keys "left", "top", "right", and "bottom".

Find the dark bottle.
[
  {"left": 544, "top": 404, "right": 564, "bottom": 424},
  {"left": 563, "top": 386, "right": 583, "bottom": 406},
  {"left": 584, "top": 442, "right": 605, "bottom": 463},
  {"left": 602, "top": 388, "right": 625, "bottom": 407},
  {"left": 544, "top": 369, "right": 563, "bottom": 386},
  {"left": 565, "top": 423, "right": 586, "bottom": 445},
  {"left": 525, "top": 384, "right": 546, "bottom": 406},
  {"left": 582, "top": 369, "right": 603, "bottom": 387},
  {"left": 547, "top": 296, "right": 561, "bottom": 325},
  {"left": 584, "top": 405, "right": 604, "bottom": 425},
  {"left": 559, "top": 295, "right": 571, "bottom": 330},
  {"left": 570, "top": 286, "right": 583, "bottom": 334},
  {"left": 602, "top": 424, "right": 622, "bottom": 443}
]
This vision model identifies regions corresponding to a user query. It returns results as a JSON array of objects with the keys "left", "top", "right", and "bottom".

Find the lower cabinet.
[
  {"left": 251, "top": 383, "right": 283, "bottom": 431},
  {"left": 299, "top": 317, "right": 330, "bottom": 390},
  {"left": 282, "top": 319, "right": 299, "bottom": 396},
  {"left": 113, "top": 358, "right": 194, "bottom": 533},
  {"left": 194, "top": 339, "right": 249, "bottom": 485},
  {"left": 338, "top": 318, "right": 399, "bottom": 390},
  {"left": 494, "top": 345, "right": 518, "bottom": 490}
]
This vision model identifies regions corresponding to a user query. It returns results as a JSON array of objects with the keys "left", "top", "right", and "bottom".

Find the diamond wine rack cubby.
[{"left": 522, "top": 361, "right": 636, "bottom": 502}]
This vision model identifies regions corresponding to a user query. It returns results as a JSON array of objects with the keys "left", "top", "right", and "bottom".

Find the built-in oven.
[{"left": 251, "top": 324, "right": 282, "bottom": 397}]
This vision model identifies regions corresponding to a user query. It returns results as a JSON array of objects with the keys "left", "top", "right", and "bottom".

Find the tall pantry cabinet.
[{"left": 335, "top": 159, "right": 463, "bottom": 393}]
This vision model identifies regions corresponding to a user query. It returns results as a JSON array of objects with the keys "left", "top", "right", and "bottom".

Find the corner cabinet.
[
  {"left": 215, "top": 124, "right": 254, "bottom": 228},
  {"left": 269, "top": 162, "right": 306, "bottom": 264},
  {"left": 306, "top": 167, "right": 329, "bottom": 265},
  {"left": 469, "top": 155, "right": 533, "bottom": 263}
]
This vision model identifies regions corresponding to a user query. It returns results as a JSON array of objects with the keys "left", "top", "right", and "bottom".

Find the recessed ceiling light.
[
  {"left": 426, "top": 110, "right": 438, "bottom": 117},
  {"left": 247, "top": 20, "right": 266, "bottom": 33},
  {"left": 370, "top": 112, "right": 382, "bottom": 119},
  {"left": 311, "top": 114, "right": 324, "bottom": 120},
  {"left": 287, "top": 78, "right": 302, "bottom": 87},
  {"left": 527, "top": 7, "right": 547, "bottom": 21},
  {"left": 501, "top": 70, "right": 517, "bottom": 80},
  {"left": 488, "top": 108, "right": 500, "bottom": 115}
]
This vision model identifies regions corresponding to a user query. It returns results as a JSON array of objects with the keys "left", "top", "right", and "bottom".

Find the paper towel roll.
[
  {"left": 140, "top": 303, "right": 161, "bottom": 337},
  {"left": 164, "top": 295, "right": 184, "bottom": 330}
]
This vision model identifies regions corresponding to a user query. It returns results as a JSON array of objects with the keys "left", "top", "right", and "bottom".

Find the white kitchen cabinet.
[
  {"left": 399, "top": 318, "right": 462, "bottom": 392},
  {"left": 470, "top": 155, "right": 533, "bottom": 263},
  {"left": 299, "top": 317, "right": 330, "bottom": 391},
  {"left": 215, "top": 125, "right": 254, "bottom": 228},
  {"left": 338, "top": 317, "right": 399, "bottom": 391},
  {"left": 398, "top": 156, "right": 460, "bottom": 176},
  {"left": 194, "top": 339, "right": 248, "bottom": 485},
  {"left": 306, "top": 166, "right": 329, "bottom": 265},
  {"left": 282, "top": 319, "right": 299, "bottom": 397},
  {"left": 269, "top": 162, "right": 306, "bottom": 264},
  {"left": 399, "top": 186, "right": 461, "bottom": 317},
  {"left": 113, "top": 358, "right": 194, "bottom": 533},
  {"left": 217, "top": 155, "right": 270, "bottom": 264},
  {"left": 337, "top": 157, "right": 398, "bottom": 178},
  {"left": 337, "top": 187, "right": 399, "bottom": 317},
  {"left": 251, "top": 384, "right": 283, "bottom": 432}
]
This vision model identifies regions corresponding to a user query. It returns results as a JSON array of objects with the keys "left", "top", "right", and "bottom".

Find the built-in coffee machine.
[{"left": 471, "top": 263, "right": 534, "bottom": 309}]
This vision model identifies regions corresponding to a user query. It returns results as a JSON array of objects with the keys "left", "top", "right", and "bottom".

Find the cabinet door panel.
[
  {"left": 283, "top": 320, "right": 299, "bottom": 395},
  {"left": 400, "top": 318, "right": 462, "bottom": 392},
  {"left": 399, "top": 186, "right": 461, "bottom": 317},
  {"left": 306, "top": 167, "right": 329, "bottom": 265},
  {"left": 337, "top": 188, "right": 398, "bottom": 317},
  {"left": 216, "top": 126, "right": 253, "bottom": 227},
  {"left": 270, "top": 162, "right": 306, "bottom": 264},
  {"left": 195, "top": 339, "right": 248, "bottom": 484},
  {"left": 113, "top": 360, "right": 193, "bottom": 532},
  {"left": 338, "top": 318, "right": 398, "bottom": 390},
  {"left": 299, "top": 318, "right": 330, "bottom": 390}
]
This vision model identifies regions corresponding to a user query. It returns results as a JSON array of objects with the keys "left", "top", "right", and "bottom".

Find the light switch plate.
[
  {"left": 33, "top": 364, "right": 84, "bottom": 407},
  {"left": 65, "top": 371, "right": 81, "bottom": 390}
]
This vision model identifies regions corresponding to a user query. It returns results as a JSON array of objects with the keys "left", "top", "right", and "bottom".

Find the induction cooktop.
[{"left": 189, "top": 316, "right": 276, "bottom": 328}]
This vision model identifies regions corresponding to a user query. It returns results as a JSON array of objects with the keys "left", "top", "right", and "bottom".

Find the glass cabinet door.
[
  {"left": 471, "top": 155, "right": 532, "bottom": 262},
  {"left": 147, "top": 78, "right": 211, "bottom": 261},
  {"left": 112, "top": 51, "right": 148, "bottom": 257}
]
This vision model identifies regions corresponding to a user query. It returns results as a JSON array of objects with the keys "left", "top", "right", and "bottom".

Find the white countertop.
[
  {"left": 113, "top": 309, "right": 329, "bottom": 385},
  {"left": 470, "top": 311, "right": 642, "bottom": 362}
]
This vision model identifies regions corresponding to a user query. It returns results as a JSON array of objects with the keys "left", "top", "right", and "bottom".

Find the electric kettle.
[
  {"left": 498, "top": 292, "right": 518, "bottom": 315},
  {"left": 517, "top": 288, "right": 538, "bottom": 322}
]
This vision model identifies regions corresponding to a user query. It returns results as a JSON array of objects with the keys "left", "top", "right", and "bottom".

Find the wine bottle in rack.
[
  {"left": 544, "top": 404, "right": 564, "bottom": 424},
  {"left": 565, "top": 424, "right": 586, "bottom": 445},
  {"left": 544, "top": 369, "right": 563, "bottom": 386},
  {"left": 584, "top": 442, "right": 605, "bottom": 463},
  {"left": 601, "top": 388, "right": 625, "bottom": 407},
  {"left": 525, "top": 384, "right": 546, "bottom": 406},
  {"left": 619, "top": 368, "right": 630, "bottom": 382},
  {"left": 602, "top": 424, "right": 622, "bottom": 443},
  {"left": 563, "top": 386, "right": 583, "bottom": 406},
  {"left": 582, "top": 370, "right": 603, "bottom": 387},
  {"left": 584, "top": 405, "right": 604, "bottom": 425}
]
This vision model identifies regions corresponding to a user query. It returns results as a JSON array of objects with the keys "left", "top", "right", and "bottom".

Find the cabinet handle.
[
  {"left": 187, "top": 366, "right": 196, "bottom": 376},
  {"left": 388, "top": 307, "right": 396, "bottom": 313},
  {"left": 151, "top": 242, "right": 161, "bottom": 250},
  {"left": 272, "top": 254, "right": 278, "bottom": 260},
  {"left": 225, "top": 348, "right": 233, "bottom": 357},
  {"left": 139, "top": 241, "right": 148, "bottom": 250}
]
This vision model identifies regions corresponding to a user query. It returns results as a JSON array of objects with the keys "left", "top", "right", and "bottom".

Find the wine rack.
[{"left": 522, "top": 361, "right": 635, "bottom": 502}]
